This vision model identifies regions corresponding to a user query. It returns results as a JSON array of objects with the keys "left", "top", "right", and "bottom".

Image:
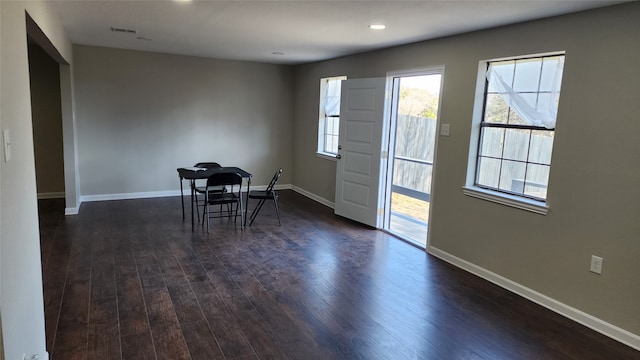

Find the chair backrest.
[
  {"left": 265, "top": 168, "right": 283, "bottom": 192},
  {"left": 194, "top": 162, "right": 221, "bottom": 169},
  {"left": 206, "top": 172, "right": 243, "bottom": 189}
]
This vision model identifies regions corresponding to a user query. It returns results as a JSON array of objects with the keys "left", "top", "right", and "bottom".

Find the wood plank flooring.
[{"left": 38, "top": 191, "right": 638, "bottom": 359}]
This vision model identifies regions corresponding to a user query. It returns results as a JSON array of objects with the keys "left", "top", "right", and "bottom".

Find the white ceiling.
[{"left": 51, "top": 0, "right": 626, "bottom": 65}]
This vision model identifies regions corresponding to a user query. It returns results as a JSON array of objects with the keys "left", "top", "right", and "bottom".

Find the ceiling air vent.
[{"left": 110, "top": 27, "right": 138, "bottom": 34}]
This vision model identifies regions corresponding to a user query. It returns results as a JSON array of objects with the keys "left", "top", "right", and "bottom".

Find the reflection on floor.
[
  {"left": 39, "top": 191, "right": 639, "bottom": 359},
  {"left": 389, "top": 211, "right": 428, "bottom": 248}
]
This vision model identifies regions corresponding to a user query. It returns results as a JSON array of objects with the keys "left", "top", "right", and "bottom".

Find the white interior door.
[{"left": 334, "top": 77, "right": 388, "bottom": 227}]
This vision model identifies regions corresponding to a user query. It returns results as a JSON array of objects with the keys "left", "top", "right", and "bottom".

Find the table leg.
[
  {"left": 190, "top": 179, "right": 195, "bottom": 231},
  {"left": 180, "top": 176, "right": 185, "bottom": 220}
]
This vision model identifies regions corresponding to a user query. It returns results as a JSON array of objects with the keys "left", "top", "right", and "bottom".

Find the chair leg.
[
  {"left": 195, "top": 195, "right": 199, "bottom": 221},
  {"left": 241, "top": 196, "right": 245, "bottom": 230},
  {"left": 249, "top": 198, "right": 266, "bottom": 226},
  {"left": 205, "top": 195, "right": 210, "bottom": 234},
  {"left": 237, "top": 198, "right": 244, "bottom": 230},
  {"left": 238, "top": 193, "right": 242, "bottom": 226},
  {"left": 244, "top": 195, "right": 248, "bottom": 228},
  {"left": 233, "top": 201, "right": 238, "bottom": 224},
  {"left": 273, "top": 196, "right": 281, "bottom": 226},
  {"left": 248, "top": 199, "right": 258, "bottom": 225}
]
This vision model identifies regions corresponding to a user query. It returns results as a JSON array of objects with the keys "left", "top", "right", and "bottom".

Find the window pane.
[
  {"left": 326, "top": 134, "right": 338, "bottom": 154},
  {"left": 503, "top": 129, "right": 530, "bottom": 161},
  {"left": 476, "top": 157, "right": 501, "bottom": 188},
  {"left": 324, "top": 118, "right": 330, "bottom": 138},
  {"left": 327, "top": 117, "right": 339, "bottom": 136},
  {"left": 498, "top": 160, "right": 527, "bottom": 193},
  {"left": 485, "top": 94, "right": 509, "bottom": 123},
  {"left": 536, "top": 92, "right": 560, "bottom": 116},
  {"left": 322, "top": 117, "right": 340, "bottom": 154},
  {"left": 325, "top": 79, "right": 342, "bottom": 116},
  {"left": 487, "top": 61, "right": 514, "bottom": 92},
  {"left": 507, "top": 93, "right": 537, "bottom": 125},
  {"left": 479, "top": 127, "right": 504, "bottom": 158},
  {"left": 513, "top": 59, "right": 541, "bottom": 92},
  {"left": 540, "top": 56, "right": 564, "bottom": 92},
  {"left": 528, "top": 130, "right": 554, "bottom": 165},
  {"left": 524, "top": 163, "right": 550, "bottom": 199}
]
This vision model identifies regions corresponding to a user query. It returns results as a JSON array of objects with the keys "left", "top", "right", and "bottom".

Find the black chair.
[
  {"left": 248, "top": 168, "right": 283, "bottom": 226},
  {"left": 193, "top": 162, "right": 224, "bottom": 219},
  {"left": 203, "top": 172, "right": 244, "bottom": 232}
]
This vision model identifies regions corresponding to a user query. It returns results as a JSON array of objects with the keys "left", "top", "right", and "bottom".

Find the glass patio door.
[{"left": 384, "top": 71, "right": 442, "bottom": 248}]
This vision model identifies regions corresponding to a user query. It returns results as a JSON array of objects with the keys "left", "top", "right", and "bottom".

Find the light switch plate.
[{"left": 590, "top": 255, "right": 603, "bottom": 274}]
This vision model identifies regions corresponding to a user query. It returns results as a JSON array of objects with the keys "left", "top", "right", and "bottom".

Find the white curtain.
[
  {"left": 324, "top": 79, "right": 342, "bottom": 116},
  {"left": 486, "top": 58, "right": 564, "bottom": 129}
]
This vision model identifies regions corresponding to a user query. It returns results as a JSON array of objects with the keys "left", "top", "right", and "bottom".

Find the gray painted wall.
[
  {"left": 0, "top": 1, "right": 73, "bottom": 359},
  {"left": 73, "top": 45, "right": 294, "bottom": 196},
  {"left": 293, "top": 3, "right": 640, "bottom": 337},
  {"left": 28, "top": 43, "right": 65, "bottom": 196}
]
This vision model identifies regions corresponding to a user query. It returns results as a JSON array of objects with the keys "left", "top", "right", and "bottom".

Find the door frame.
[{"left": 383, "top": 66, "right": 446, "bottom": 250}]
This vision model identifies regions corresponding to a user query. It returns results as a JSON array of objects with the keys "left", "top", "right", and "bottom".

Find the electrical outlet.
[
  {"left": 440, "top": 123, "right": 450, "bottom": 136},
  {"left": 590, "top": 255, "right": 603, "bottom": 274}
]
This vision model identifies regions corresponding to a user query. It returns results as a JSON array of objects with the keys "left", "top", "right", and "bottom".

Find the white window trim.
[
  {"left": 316, "top": 152, "right": 338, "bottom": 161},
  {"left": 317, "top": 76, "right": 347, "bottom": 159},
  {"left": 464, "top": 53, "right": 563, "bottom": 215},
  {"left": 462, "top": 185, "right": 549, "bottom": 215}
]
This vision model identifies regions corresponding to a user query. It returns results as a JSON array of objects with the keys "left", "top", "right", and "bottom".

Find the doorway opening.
[
  {"left": 28, "top": 37, "right": 66, "bottom": 202},
  {"left": 26, "top": 12, "right": 79, "bottom": 216},
  {"left": 384, "top": 71, "right": 442, "bottom": 248}
]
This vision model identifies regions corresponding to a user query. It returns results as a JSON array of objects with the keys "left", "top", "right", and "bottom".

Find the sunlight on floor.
[{"left": 389, "top": 193, "right": 429, "bottom": 247}]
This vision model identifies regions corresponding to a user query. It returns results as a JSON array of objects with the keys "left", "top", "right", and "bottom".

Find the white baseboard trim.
[
  {"left": 81, "top": 190, "right": 183, "bottom": 202},
  {"left": 248, "top": 183, "right": 292, "bottom": 191},
  {"left": 37, "top": 192, "right": 65, "bottom": 199},
  {"left": 64, "top": 207, "right": 79, "bottom": 215},
  {"left": 291, "top": 185, "right": 334, "bottom": 209},
  {"left": 428, "top": 246, "right": 640, "bottom": 351},
  {"left": 79, "top": 184, "right": 293, "bottom": 203}
]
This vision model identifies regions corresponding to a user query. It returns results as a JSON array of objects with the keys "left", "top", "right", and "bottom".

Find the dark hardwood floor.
[{"left": 38, "top": 191, "right": 638, "bottom": 359}]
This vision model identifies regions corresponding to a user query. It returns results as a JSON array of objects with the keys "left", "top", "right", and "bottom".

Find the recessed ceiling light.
[{"left": 369, "top": 24, "right": 386, "bottom": 30}]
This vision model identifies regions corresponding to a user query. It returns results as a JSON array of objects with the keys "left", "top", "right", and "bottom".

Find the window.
[
  {"left": 468, "top": 54, "right": 565, "bottom": 209},
  {"left": 318, "top": 76, "right": 347, "bottom": 157}
]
